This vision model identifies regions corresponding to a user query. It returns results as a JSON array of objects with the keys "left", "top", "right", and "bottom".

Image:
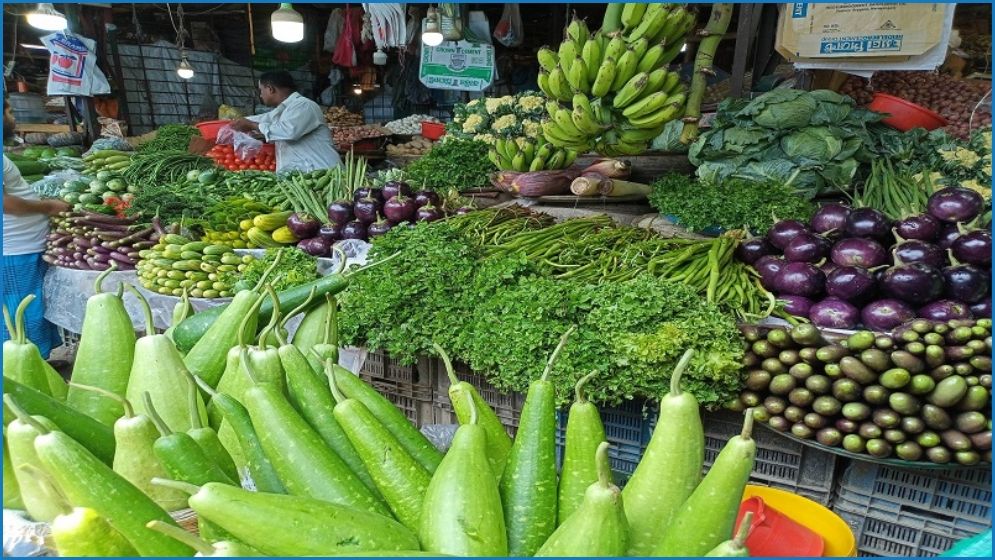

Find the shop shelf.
[{"left": 701, "top": 410, "right": 839, "bottom": 505}]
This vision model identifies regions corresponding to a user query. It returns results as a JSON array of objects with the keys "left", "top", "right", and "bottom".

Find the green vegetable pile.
[
  {"left": 689, "top": 89, "right": 882, "bottom": 199},
  {"left": 122, "top": 151, "right": 216, "bottom": 192},
  {"left": 338, "top": 216, "right": 744, "bottom": 407},
  {"left": 402, "top": 138, "right": 496, "bottom": 191},
  {"left": 648, "top": 174, "right": 815, "bottom": 234},
  {"left": 227, "top": 247, "right": 319, "bottom": 293},
  {"left": 137, "top": 124, "right": 201, "bottom": 153}
]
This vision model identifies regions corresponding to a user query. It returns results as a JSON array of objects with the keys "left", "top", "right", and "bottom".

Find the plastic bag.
[
  {"left": 32, "top": 169, "right": 81, "bottom": 199},
  {"left": 324, "top": 8, "right": 344, "bottom": 53},
  {"left": 41, "top": 31, "right": 111, "bottom": 96},
  {"left": 332, "top": 7, "right": 358, "bottom": 67},
  {"left": 493, "top": 4, "right": 523, "bottom": 47},
  {"left": 216, "top": 125, "right": 264, "bottom": 161},
  {"left": 83, "top": 137, "right": 132, "bottom": 156}
]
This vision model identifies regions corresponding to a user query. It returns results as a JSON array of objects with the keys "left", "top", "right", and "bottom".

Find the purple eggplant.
[
  {"left": 774, "top": 262, "right": 826, "bottom": 298},
  {"left": 969, "top": 299, "right": 991, "bottom": 319},
  {"left": 919, "top": 299, "right": 973, "bottom": 321},
  {"left": 845, "top": 208, "right": 892, "bottom": 240},
  {"left": 416, "top": 203, "right": 444, "bottom": 223},
  {"left": 938, "top": 222, "right": 963, "bottom": 250},
  {"left": 779, "top": 295, "right": 815, "bottom": 317},
  {"left": 810, "top": 203, "right": 851, "bottom": 236},
  {"left": 353, "top": 196, "right": 383, "bottom": 225},
  {"left": 341, "top": 220, "right": 369, "bottom": 241},
  {"left": 892, "top": 231, "right": 945, "bottom": 268},
  {"left": 880, "top": 256, "right": 944, "bottom": 304},
  {"left": 384, "top": 194, "right": 417, "bottom": 223},
  {"left": 952, "top": 229, "right": 992, "bottom": 265},
  {"left": 809, "top": 297, "right": 860, "bottom": 329},
  {"left": 927, "top": 187, "right": 984, "bottom": 223},
  {"left": 826, "top": 266, "right": 876, "bottom": 303},
  {"left": 943, "top": 254, "right": 989, "bottom": 304},
  {"left": 783, "top": 232, "right": 832, "bottom": 263},
  {"left": 861, "top": 299, "right": 916, "bottom": 331},
  {"left": 318, "top": 223, "right": 342, "bottom": 243},
  {"left": 297, "top": 236, "right": 331, "bottom": 257},
  {"left": 831, "top": 238, "right": 888, "bottom": 268},
  {"left": 367, "top": 215, "right": 395, "bottom": 238},
  {"left": 767, "top": 220, "right": 809, "bottom": 250},
  {"left": 382, "top": 181, "right": 413, "bottom": 201},
  {"left": 353, "top": 187, "right": 384, "bottom": 203},
  {"left": 327, "top": 201, "right": 354, "bottom": 226},
  {"left": 415, "top": 190, "right": 443, "bottom": 209},
  {"left": 286, "top": 212, "right": 321, "bottom": 239},
  {"left": 735, "top": 237, "right": 775, "bottom": 265},
  {"left": 894, "top": 214, "right": 940, "bottom": 241},
  {"left": 755, "top": 255, "right": 785, "bottom": 291}
]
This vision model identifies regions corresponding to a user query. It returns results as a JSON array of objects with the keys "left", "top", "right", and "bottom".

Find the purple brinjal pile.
[
  {"left": 43, "top": 211, "right": 157, "bottom": 271},
  {"left": 737, "top": 319, "right": 991, "bottom": 465},
  {"left": 737, "top": 187, "right": 991, "bottom": 330}
]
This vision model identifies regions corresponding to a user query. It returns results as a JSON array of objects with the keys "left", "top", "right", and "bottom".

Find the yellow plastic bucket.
[{"left": 742, "top": 485, "right": 857, "bottom": 557}]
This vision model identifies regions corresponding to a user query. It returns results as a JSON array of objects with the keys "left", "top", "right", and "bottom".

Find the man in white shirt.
[
  {"left": 231, "top": 71, "right": 341, "bottom": 173},
  {"left": 2, "top": 97, "right": 70, "bottom": 359}
]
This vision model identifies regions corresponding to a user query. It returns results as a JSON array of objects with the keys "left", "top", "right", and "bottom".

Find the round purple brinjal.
[
  {"left": 810, "top": 203, "right": 851, "bottom": 237},
  {"left": 353, "top": 187, "right": 385, "bottom": 203},
  {"left": 942, "top": 263, "right": 989, "bottom": 304},
  {"left": 969, "top": 299, "right": 991, "bottom": 319},
  {"left": 892, "top": 231, "right": 945, "bottom": 268},
  {"left": 809, "top": 297, "right": 860, "bottom": 329},
  {"left": 414, "top": 190, "right": 442, "bottom": 209},
  {"left": 755, "top": 255, "right": 786, "bottom": 291},
  {"left": 353, "top": 195, "right": 383, "bottom": 225},
  {"left": 735, "top": 237, "right": 775, "bottom": 265},
  {"left": 382, "top": 181, "right": 413, "bottom": 201},
  {"left": 918, "top": 299, "right": 973, "bottom": 321},
  {"left": 779, "top": 295, "right": 815, "bottom": 317},
  {"left": 927, "top": 187, "right": 984, "bottom": 223},
  {"left": 820, "top": 261, "right": 840, "bottom": 276},
  {"left": 286, "top": 212, "right": 321, "bottom": 240},
  {"left": 774, "top": 262, "right": 826, "bottom": 298},
  {"left": 367, "top": 215, "right": 395, "bottom": 239},
  {"left": 327, "top": 201, "right": 354, "bottom": 226},
  {"left": 845, "top": 208, "right": 892, "bottom": 240},
  {"left": 317, "top": 223, "right": 342, "bottom": 244},
  {"left": 297, "top": 236, "right": 331, "bottom": 257},
  {"left": 384, "top": 194, "right": 417, "bottom": 223},
  {"left": 826, "top": 266, "right": 876, "bottom": 303},
  {"left": 767, "top": 220, "right": 809, "bottom": 250},
  {"left": 416, "top": 203, "right": 444, "bottom": 223},
  {"left": 831, "top": 238, "right": 888, "bottom": 268},
  {"left": 880, "top": 256, "right": 944, "bottom": 304},
  {"left": 783, "top": 232, "right": 832, "bottom": 263},
  {"left": 861, "top": 299, "right": 916, "bottom": 331},
  {"left": 894, "top": 214, "right": 941, "bottom": 241},
  {"left": 341, "top": 220, "right": 369, "bottom": 241},
  {"left": 952, "top": 229, "right": 992, "bottom": 266}
]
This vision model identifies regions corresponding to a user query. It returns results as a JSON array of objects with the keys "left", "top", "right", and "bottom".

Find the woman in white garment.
[{"left": 230, "top": 71, "right": 341, "bottom": 172}]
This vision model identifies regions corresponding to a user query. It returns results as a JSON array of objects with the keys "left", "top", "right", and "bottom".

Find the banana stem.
[{"left": 680, "top": 3, "right": 734, "bottom": 145}]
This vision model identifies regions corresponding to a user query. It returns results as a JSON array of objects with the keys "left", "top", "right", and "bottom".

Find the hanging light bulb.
[
  {"left": 422, "top": 7, "right": 443, "bottom": 47},
  {"left": 271, "top": 3, "right": 304, "bottom": 43},
  {"left": 176, "top": 53, "right": 195, "bottom": 80},
  {"left": 26, "top": 3, "right": 67, "bottom": 31}
]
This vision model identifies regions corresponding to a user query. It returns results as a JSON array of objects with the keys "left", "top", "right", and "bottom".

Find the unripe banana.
[
  {"left": 590, "top": 99, "right": 613, "bottom": 126},
  {"left": 536, "top": 142, "right": 554, "bottom": 162},
  {"left": 628, "top": 101, "right": 684, "bottom": 128},
  {"left": 487, "top": 149, "right": 502, "bottom": 168},
  {"left": 629, "top": 37, "right": 650, "bottom": 61},
  {"left": 606, "top": 140, "right": 646, "bottom": 156},
  {"left": 611, "top": 48, "right": 640, "bottom": 92},
  {"left": 500, "top": 138, "right": 520, "bottom": 162},
  {"left": 566, "top": 56, "right": 590, "bottom": 95},
  {"left": 558, "top": 40, "right": 579, "bottom": 74},
  {"left": 653, "top": 8, "right": 687, "bottom": 45},
  {"left": 662, "top": 74, "right": 684, "bottom": 96},
  {"left": 542, "top": 120, "right": 578, "bottom": 147},
  {"left": 546, "top": 149, "right": 567, "bottom": 170},
  {"left": 563, "top": 149, "right": 579, "bottom": 168},
  {"left": 637, "top": 41, "right": 668, "bottom": 74},
  {"left": 521, "top": 140, "right": 536, "bottom": 162},
  {"left": 572, "top": 93, "right": 596, "bottom": 119},
  {"left": 537, "top": 71, "right": 553, "bottom": 98},
  {"left": 566, "top": 17, "right": 589, "bottom": 46},
  {"left": 537, "top": 47, "right": 559, "bottom": 73},
  {"left": 529, "top": 152, "right": 548, "bottom": 172},
  {"left": 621, "top": 4, "right": 647, "bottom": 30},
  {"left": 622, "top": 91, "right": 670, "bottom": 119},
  {"left": 664, "top": 91, "right": 687, "bottom": 107},
  {"left": 546, "top": 100, "right": 562, "bottom": 118},
  {"left": 618, "top": 125, "right": 666, "bottom": 142},
  {"left": 644, "top": 67, "right": 669, "bottom": 93},
  {"left": 548, "top": 67, "right": 573, "bottom": 102},
  {"left": 612, "top": 72, "right": 650, "bottom": 109},
  {"left": 581, "top": 34, "right": 603, "bottom": 83},
  {"left": 655, "top": 9, "right": 696, "bottom": 45},
  {"left": 627, "top": 3, "right": 668, "bottom": 43},
  {"left": 553, "top": 108, "right": 586, "bottom": 139},
  {"left": 572, "top": 107, "right": 602, "bottom": 136},
  {"left": 590, "top": 56, "right": 618, "bottom": 98},
  {"left": 603, "top": 32, "right": 627, "bottom": 63},
  {"left": 512, "top": 151, "right": 528, "bottom": 172}
]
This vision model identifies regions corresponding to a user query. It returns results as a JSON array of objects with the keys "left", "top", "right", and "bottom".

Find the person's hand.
[
  {"left": 43, "top": 199, "right": 71, "bottom": 216},
  {"left": 230, "top": 118, "right": 257, "bottom": 132}
]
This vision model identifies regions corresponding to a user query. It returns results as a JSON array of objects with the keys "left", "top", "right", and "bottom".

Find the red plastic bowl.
[
  {"left": 867, "top": 93, "right": 947, "bottom": 132},
  {"left": 195, "top": 119, "right": 232, "bottom": 142},
  {"left": 421, "top": 121, "right": 446, "bottom": 141},
  {"left": 736, "top": 496, "right": 825, "bottom": 557}
]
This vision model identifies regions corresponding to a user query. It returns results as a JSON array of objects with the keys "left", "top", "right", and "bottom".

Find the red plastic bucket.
[
  {"left": 195, "top": 119, "right": 232, "bottom": 142},
  {"left": 736, "top": 496, "right": 825, "bottom": 557},
  {"left": 421, "top": 121, "right": 446, "bottom": 141},
  {"left": 867, "top": 93, "right": 947, "bottom": 132}
]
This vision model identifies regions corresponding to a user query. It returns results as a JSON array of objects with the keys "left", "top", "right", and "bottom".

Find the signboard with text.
[{"left": 419, "top": 42, "right": 495, "bottom": 92}]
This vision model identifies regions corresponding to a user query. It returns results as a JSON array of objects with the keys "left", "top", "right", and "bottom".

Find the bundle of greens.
[
  {"left": 137, "top": 124, "right": 201, "bottom": 153},
  {"left": 229, "top": 247, "right": 318, "bottom": 293},
  {"left": 689, "top": 89, "right": 882, "bottom": 199},
  {"left": 402, "top": 138, "right": 496, "bottom": 191},
  {"left": 648, "top": 174, "right": 815, "bottom": 234}
]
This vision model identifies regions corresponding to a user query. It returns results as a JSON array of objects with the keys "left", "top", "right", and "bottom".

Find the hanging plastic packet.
[
  {"left": 216, "top": 125, "right": 264, "bottom": 161},
  {"left": 493, "top": 3, "right": 523, "bottom": 47}
]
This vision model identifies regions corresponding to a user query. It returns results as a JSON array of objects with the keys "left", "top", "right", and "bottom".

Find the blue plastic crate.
[{"left": 834, "top": 503, "right": 990, "bottom": 557}]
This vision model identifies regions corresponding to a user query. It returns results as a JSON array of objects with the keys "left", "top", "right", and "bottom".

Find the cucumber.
[
  {"left": 557, "top": 371, "right": 606, "bottom": 526},
  {"left": 623, "top": 350, "right": 703, "bottom": 555},
  {"left": 536, "top": 442, "right": 628, "bottom": 556}
]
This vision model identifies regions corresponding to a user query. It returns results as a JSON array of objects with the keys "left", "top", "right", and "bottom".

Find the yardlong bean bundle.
[{"left": 122, "top": 151, "right": 216, "bottom": 191}]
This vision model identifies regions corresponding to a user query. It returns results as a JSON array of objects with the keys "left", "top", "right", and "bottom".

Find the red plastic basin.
[
  {"left": 867, "top": 93, "right": 947, "bottom": 132},
  {"left": 737, "top": 496, "right": 825, "bottom": 557},
  {"left": 421, "top": 121, "right": 446, "bottom": 141},
  {"left": 195, "top": 119, "right": 232, "bottom": 142}
]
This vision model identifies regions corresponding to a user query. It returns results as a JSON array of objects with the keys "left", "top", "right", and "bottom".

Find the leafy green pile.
[
  {"left": 138, "top": 124, "right": 201, "bottom": 153},
  {"left": 402, "top": 138, "right": 496, "bottom": 191},
  {"left": 689, "top": 89, "right": 882, "bottom": 199},
  {"left": 230, "top": 247, "right": 318, "bottom": 293},
  {"left": 338, "top": 221, "right": 744, "bottom": 407},
  {"left": 649, "top": 174, "right": 815, "bottom": 234}
]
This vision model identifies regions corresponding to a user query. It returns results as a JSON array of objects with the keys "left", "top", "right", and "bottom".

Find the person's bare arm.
[{"left": 3, "top": 193, "right": 68, "bottom": 217}]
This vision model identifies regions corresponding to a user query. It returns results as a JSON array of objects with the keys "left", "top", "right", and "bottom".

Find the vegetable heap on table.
[
  {"left": 402, "top": 138, "right": 496, "bottom": 191},
  {"left": 689, "top": 89, "right": 883, "bottom": 199},
  {"left": 205, "top": 143, "right": 276, "bottom": 172},
  {"left": 3, "top": 272, "right": 760, "bottom": 557},
  {"left": 136, "top": 232, "right": 251, "bottom": 298},
  {"left": 742, "top": 186, "right": 991, "bottom": 330},
  {"left": 121, "top": 151, "right": 216, "bottom": 192},
  {"left": 225, "top": 247, "right": 318, "bottom": 293},
  {"left": 137, "top": 125, "right": 201, "bottom": 154},
  {"left": 649, "top": 173, "right": 815, "bottom": 234},
  {"left": 43, "top": 211, "right": 155, "bottom": 271},
  {"left": 738, "top": 321, "right": 992, "bottom": 465}
]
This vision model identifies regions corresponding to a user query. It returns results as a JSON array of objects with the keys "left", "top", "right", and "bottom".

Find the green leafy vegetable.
[
  {"left": 138, "top": 124, "right": 201, "bottom": 153},
  {"left": 231, "top": 247, "right": 318, "bottom": 293},
  {"left": 402, "top": 138, "right": 496, "bottom": 191}
]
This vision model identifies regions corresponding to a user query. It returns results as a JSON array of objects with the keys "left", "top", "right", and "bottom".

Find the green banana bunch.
[{"left": 488, "top": 136, "right": 577, "bottom": 171}]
